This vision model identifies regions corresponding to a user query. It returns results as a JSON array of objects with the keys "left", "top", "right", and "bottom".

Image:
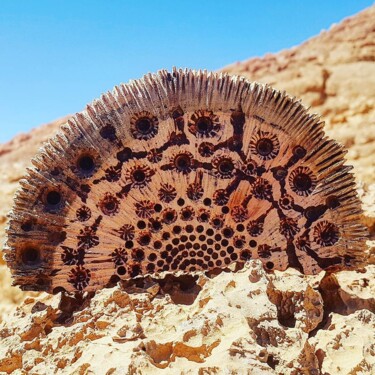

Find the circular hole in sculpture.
[
  {"left": 46, "top": 191, "right": 62, "bottom": 206},
  {"left": 21, "top": 247, "right": 40, "bottom": 266},
  {"left": 77, "top": 155, "right": 95, "bottom": 174}
]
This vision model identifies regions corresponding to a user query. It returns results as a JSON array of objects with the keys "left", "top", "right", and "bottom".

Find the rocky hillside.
[
  {"left": 0, "top": 5, "right": 374, "bottom": 375},
  {"left": 224, "top": 4, "right": 375, "bottom": 184}
]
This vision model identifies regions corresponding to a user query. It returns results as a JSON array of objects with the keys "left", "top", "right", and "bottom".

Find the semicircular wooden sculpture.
[{"left": 4, "top": 68, "right": 368, "bottom": 293}]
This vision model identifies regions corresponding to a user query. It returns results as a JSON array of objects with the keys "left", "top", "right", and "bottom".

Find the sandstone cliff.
[{"left": 0, "top": 5, "right": 374, "bottom": 375}]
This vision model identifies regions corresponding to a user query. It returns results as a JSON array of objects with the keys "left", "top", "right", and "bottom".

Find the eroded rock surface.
[{"left": 0, "top": 262, "right": 373, "bottom": 374}]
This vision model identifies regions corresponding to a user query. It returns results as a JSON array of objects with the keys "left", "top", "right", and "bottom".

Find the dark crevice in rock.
[
  {"left": 156, "top": 274, "right": 202, "bottom": 305},
  {"left": 266, "top": 354, "right": 279, "bottom": 370},
  {"left": 55, "top": 291, "right": 95, "bottom": 324},
  {"left": 310, "top": 270, "right": 374, "bottom": 338},
  {"left": 266, "top": 282, "right": 297, "bottom": 329}
]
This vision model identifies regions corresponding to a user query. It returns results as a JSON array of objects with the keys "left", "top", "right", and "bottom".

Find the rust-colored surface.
[{"left": 4, "top": 69, "right": 367, "bottom": 293}]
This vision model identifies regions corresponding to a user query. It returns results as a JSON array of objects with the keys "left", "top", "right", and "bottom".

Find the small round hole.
[
  {"left": 139, "top": 233, "right": 151, "bottom": 246},
  {"left": 198, "top": 142, "right": 214, "bottom": 157},
  {"left": 227, "top": 246, "right": 234, "bottom": 253},
  {"left": 221, "top": 206, "right": 229, "bottom": 214},
  {"left": 196, "top": 117, "right": 212, "bottom": 133},
  {"left": 203, "top": 198, "right": 212, "bottom": 206},
  {"left": 125, "top": 240, "right": 134, "bottom": 249},
  {"left": 50, "top": 168, "right": 61, "bottom": 176},
  {"left": 249, "top": 240, "right": 257, "bottom": 248},
  {"left": 133, "top": 170, "right": 146, "bottom": 183},
  {"left": 46, "top": 191, "right": 61, "bottom": 206},
  {"left": 100, "top": 124, "right": 117, "bottom": 141},
  {"left": 180, "top": 235, "right": 188, "bottom": 242},
  {"left": 148, "top": 253, "right": 157, "bottom": 261},
  {"left": 256, "top": 138, "right": 274, "bottom": 156},
  {"left": 175, "top": 155, "right": 190, "bottom": 170},
  {"left": 163, "top": 210, "right": 177, "bottom": 223},
  {"left": 173, "top": 226, "right": 182, "bottom": 234},
  {"left": 21, "top": 248, "right": 40, "bottom": 266},
  {"left": 21, "top": 222, "right": 33, "bottom": 232},
  {"left": 162, "top": 232, "right": 170, "bottom": 240},
  {"left": 77, "top": 155, "right": 95, "bottom": 174},
  {"left": 292, "top": 171, "right": 314, "bottom": 193},
  {"left": 223, "top": 227, "right": 234, "bottom": 238},
  {"left": 137, "top": 220, "right": 146, "bottom": 229},
  {"left": 154, "top": 204, "right": 163, "bottom": 212},
  {"left": 186, "top": 225, "right": 194, "bottom": 233},
  {"left": 221, "top": 239, "right": 229, "bottom": 247},
  {"left": 230, "top": 253, "right": 238, "bottom": 261},
  {"left": 218, "top": 159, "right": 234, "bottom": 174},
  {"left": 200, "top": 213, "right": 209, "bottom": 222},
  {"left": 177, "top": 198, "right": 185, "bottom": 206},
  {"left": 117, "top": 266, "right": 126, "bottom": 275},
  {"left": 273, "top": 167, "right": 287, "bottom": 180},
  {"left": 182, "top": 209, "right": 193, "bottom": 220},
  {"left": 236, "top": 224, "right": 245, "bottom": 232},
  {"left": 104, "top": 201, "right": 116, "bottom": 212},
  {"left": 154, "top": 241, "right": 162, "bottom": 249},
  {"left": 136, "top": 118, "right": 152, "bottom": 134},
  {"left": 240, "top": 250, "right": 251, "bottom": 260},
  {"left": 153, "top": 221, "right": 162, "bottom": 231}
]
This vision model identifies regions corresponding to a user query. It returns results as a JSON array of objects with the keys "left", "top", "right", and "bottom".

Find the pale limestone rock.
[
  {"left": 310, "top": 310, "right": 375, "bottom": 375},
  {"left": 267, "top": 269, "right": 324, "bottom": 333}
]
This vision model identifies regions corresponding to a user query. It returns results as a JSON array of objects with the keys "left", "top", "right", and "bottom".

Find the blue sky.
[{"left": 0, "top": 0, "right": 373, "bottom": 143}]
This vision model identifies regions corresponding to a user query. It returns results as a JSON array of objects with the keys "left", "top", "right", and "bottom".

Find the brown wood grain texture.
[{"left": 4, "top": 68, "right": 368, "bottom": 293}]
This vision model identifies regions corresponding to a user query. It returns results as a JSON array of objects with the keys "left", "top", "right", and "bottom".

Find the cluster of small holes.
[
  {"left": 18, "top": 102, "right": 349, "bottom": 292},
  {"left": 116, "top": 196, "right": 257, "bottom": 275}
]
